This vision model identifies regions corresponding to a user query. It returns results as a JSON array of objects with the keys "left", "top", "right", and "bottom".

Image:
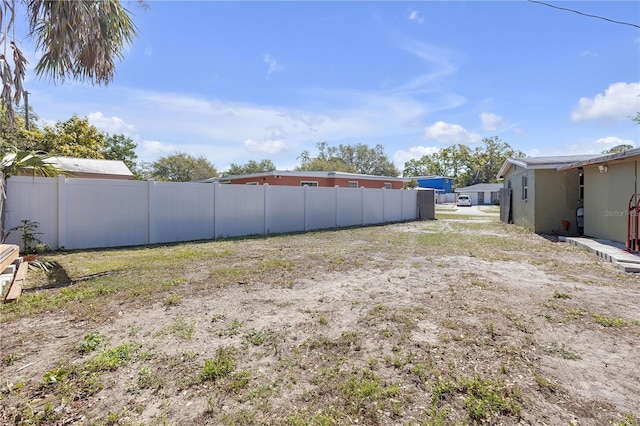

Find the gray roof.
[
  {"left": 454, "top": 183, "right": 503, "bottom": 193},
  {"left": 557, "top": 147, "right": 640, "bottom": 170},
  {"left": 46, "top": 157, "right": 133, "bottom": 177},
  {"left": 198, "top": 170, "right": 406, "bottom": 183},
  {"left": 497, "top": 154, "right": 599, "bottom": 178}
]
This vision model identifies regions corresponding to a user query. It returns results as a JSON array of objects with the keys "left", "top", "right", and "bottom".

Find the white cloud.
[
  {"left": 264, "top": 54, "right": 283, "bottom": 75},
  {"left": 408, "top": 9, "right": 424, "bottom": 24},
  {"left": 480, "top": 112, "right": 504, "bottom": 131},
  {"left": 139, "top": 140, "right": 179, "bottom": 158},
  {"left": 244, "top": 138, "right": 288, "bottom": 155},
  {"left": 593, "top": 136, "right": 636, "bottom": 146},
  {"left": 571, "top": 82, "right": 640, "bottom": 122},
  {"left": 244, "top": 126, "right": 290, "bottom": 155},
  {"left": 424, "top": 121, "right": 482, "bottom": 144},
  {"left": 88, "top": 112, "right": 135, "bottom": 134},
  {"left": 393, "top": 145, "right": 439, "bottom": 165}
]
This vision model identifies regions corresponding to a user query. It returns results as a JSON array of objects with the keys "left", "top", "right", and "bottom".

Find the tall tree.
[
  {"left": 102, "top": 133, "right": 138, "bottom": 171},
  {"left": 0, "top": 0, "right": 138, "bottom": 131},
  {"left": 224, "top": 159, "right": 276, "bottom": 176},
  {"left": 40, "top": 115, "right": 105, "bottom": 159},
  {"left": 150, "top": 152, "right": 218, "bottom": 182},
  {"left": 602, "top": 144, "right": 634, "bottom": 154},
  {"left": 297, "top": 142, "right": 399, "bottom": 176},
  {"left": 403, "top": 137, "right": 523, "bottom": 187},
  {"left": 403, "top": 144, "right": 471, "bottom": 184},
  {"left": 465, "top": 137, "right": 524, "bottom": 186}
]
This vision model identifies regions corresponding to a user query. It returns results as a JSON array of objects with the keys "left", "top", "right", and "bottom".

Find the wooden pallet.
[{"left": 4, "top": 261, "right": 28, "bottom": 303}]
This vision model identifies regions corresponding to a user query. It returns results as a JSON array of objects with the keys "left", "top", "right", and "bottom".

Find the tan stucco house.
[
  {"left": 497, "top": 155, "right": 597, "bottom": 235},
  {"left": 558, "top": 148, "right": 640, "bottom": 245},
  {"left": 498, "top": 149, "right": 640, "bottom": 244}
]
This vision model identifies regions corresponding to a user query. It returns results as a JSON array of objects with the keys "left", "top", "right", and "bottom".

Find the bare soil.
[{"left": 1, "top": 216, "right": 639, "bottom": 425}]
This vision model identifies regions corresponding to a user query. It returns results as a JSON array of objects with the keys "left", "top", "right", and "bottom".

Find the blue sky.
[{"left": 18, "top": 1, "right": 640, "bottom": 174}]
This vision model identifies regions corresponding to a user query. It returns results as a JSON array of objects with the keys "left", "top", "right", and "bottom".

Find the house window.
[
  {"left": 522, "top": 176, "right": 528, "bottom": 200},
  {"left": 507, "top": 179, "right": 511, "bottom": 189},
  {"left": 245, "top": 182, "right": 258, "bottom": 185},
  {"left": 300, "top": 181, "right": 318, "bottom": 187},
  {"left": 383, "top": 182, "right": 392, "bottom": 189},
  {"left": 348, "top": 181, "right": 358, "bottom": 188},
  {"left": 579, "top": 171, "right": 584, "bottom": 201}
]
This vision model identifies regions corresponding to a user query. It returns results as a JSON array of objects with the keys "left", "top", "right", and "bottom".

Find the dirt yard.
[{"left": 1, "top": 213, "right": 639, "bottom": 425}]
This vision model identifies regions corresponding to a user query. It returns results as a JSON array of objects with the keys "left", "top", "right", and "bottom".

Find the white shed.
[{"left": 454, "top": 183, "right": 502, "bottom": 205}]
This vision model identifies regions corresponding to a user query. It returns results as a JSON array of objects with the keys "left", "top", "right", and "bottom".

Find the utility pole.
[{"left": 24, "top": 91, "right": 30, "bottom": 130}]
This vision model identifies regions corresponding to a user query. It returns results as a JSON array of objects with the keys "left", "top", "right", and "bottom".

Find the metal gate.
[{"left": 627, "top": 193, "right": 640, "bottom": 253}]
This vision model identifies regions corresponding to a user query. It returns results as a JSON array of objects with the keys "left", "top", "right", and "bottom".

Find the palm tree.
[
  {"left": 0, "top": 0, "right": 138, "bottom": 130},
  {"left": 0, "top": 0, "right": 137, "bottom": 239}
]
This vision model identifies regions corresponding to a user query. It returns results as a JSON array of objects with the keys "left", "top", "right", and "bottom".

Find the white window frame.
[
  {"left": 578, "top": 171, "right": 584, "bottom": 201},
  {"left": 522, "top": 176, "right": 528, "bottom": 201},
  {"left": 383, "top": 182, "right": 392, "bottom": 189},
  {"left": 348, "top": 181, "right": 359, "bottom": 188},
  {"left": 245, "top": 182, "right": 258, "bottom": 185},
  {"left": 300, "top": 181, "right": 318, "bottom": 187}
]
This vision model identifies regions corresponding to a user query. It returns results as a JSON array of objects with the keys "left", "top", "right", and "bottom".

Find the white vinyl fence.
[{"left": 4, "top": 176, "right": 418, "bottom": 250}]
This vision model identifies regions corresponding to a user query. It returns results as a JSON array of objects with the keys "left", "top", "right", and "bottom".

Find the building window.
[
  {"left": 522, "top": 176, "right": 528, "bottom": 200},
  {"left": 579, "top": 171, "right": 584, "bottom": 201},
  {"left": 383, "top": 183, "right": 392, "bottom": 189},
  {"left": 245, "top": 182, "right": 258, "bottom": 185},
  {"left": 507, "top": 179, "right": 511, "bottom": 189},
  {"left": 300, "top": 181, "right": 318, "bottom": 187},
  {"left": 348, "top": 181, "right": 358, "bottom": 188}
]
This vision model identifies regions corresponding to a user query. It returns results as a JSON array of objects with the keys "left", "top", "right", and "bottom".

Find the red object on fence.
[{"left": 627, "top": 193, "right": 640, "bottom": 253}]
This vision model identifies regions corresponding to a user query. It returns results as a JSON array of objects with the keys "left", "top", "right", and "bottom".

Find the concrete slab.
[{"left": 566, "top": 237, "right": 640, "bottom": 272}]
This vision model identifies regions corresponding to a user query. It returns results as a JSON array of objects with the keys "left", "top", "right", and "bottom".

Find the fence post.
[
  {"left": 263, "top": 183, "right": 269, "bottom": 235},
  {"left": 334, "top": 185, "right": 339, "bottom": 229},
  {"left": 57, "top": 175, "right": 67, "bottom": 250},
  {"left": 361, "top": 187, "right": 365, "bottom": 225},
  {"left": 213, "top": 182, "right": 219, "bottom": 239},
  {"left": 148, "top": 180, "right": 156, "bottom": 245},
  {"left": 303, "top": 185, "right": 308, "bottom": 231}
]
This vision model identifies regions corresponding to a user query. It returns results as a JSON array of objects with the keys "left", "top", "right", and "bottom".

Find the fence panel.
[
  {"left": 65, "top": 179, "right": 149, "bottom": 249},
  {"left": 336, "top": 188, "right": 363, "bottom": 227},
  {"left": 267, "top": 186, "right": 305, "bottom": 234},
  {"left": 215, "top": 184, "right": 265, "bottom": 238},
  {"left": 305, "top": 187, "right": 337, "bottom": 231},
  {"left": 152, "top": 181, "right": 215, "bottom": 244},
  {"left": 4, "top": 177, "right": 418, "bottom": 250},
  {"left": 4, "top": 177, "right": 58, "bottom": 249},
  {"left": 383, "top": 190, "right": 404, "bottom": 222},
  {"left": 363, "top": 189, "right": 384, "bottom": 225}
]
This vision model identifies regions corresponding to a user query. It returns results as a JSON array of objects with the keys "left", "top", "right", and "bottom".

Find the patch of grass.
[
  {"left": 613, "top": 413, "right": 640, "bottom": 426},
  {"left": 159, "top": 315, "right": 196, "bottom": 340},
  {"left": 341, "top": 369, "right": 401, "bottom": 419},
  {"left": 163, "top": 292, "right": 182, "bottom": 306},
  {"left": 245, "top": 329, "right": 268, "bottom": 346},
  {"left": 201, "top": 346, "right": 236, "bottom": 382},
  {"left": 219, "top": 318, "right": 245, "bottom": 337},
  {"left": 1, "top": 352, "right": 19, "bottom": 366},
  {"left": 533, "top": 371, "right": 559, "bottom": 392},
  {"left": 137, "top": 367, "right": 164, "bottom": 390},
  {"left": 543, "top": 342, "right": 581, "bottom": 360},
  {"left": 78, "top": 331, "right": 106, "bottom": 354},
  {"left": 85, "top": 342, "right": 141, "bottom": 372},
  {"left": 591, "top": 313, "right": 628, "bottom": 328},
  {"left": 431, "top": 373, "right": 523, "bottom": 423},
  {"left": 553, "top": 291, "right": 571, "bottom": 299},
  {"left": 318, "top": 314, "right": 329, "bottom": 325}
]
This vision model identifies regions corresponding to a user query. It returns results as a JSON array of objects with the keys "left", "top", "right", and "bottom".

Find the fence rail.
[{"left": 4, "top": 176, "right": 419, "bottom": 250}]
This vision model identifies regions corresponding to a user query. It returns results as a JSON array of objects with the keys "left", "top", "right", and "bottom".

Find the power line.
[{"left": 527, "top": 0, "right": 640, "bottom": 29}]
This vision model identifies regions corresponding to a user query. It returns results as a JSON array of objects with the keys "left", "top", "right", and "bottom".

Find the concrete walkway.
[{"left": 564, "top": 237, "right": 640, "bottom": 273}]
